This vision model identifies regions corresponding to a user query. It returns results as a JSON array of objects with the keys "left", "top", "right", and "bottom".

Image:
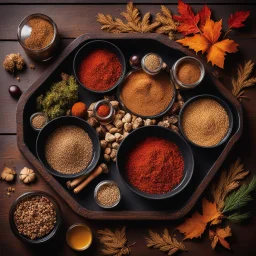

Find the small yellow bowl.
[{"left": 66, "top": 224, "right": 93, "bottom": 251}]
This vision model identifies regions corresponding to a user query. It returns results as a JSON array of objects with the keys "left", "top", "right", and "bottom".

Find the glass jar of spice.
[
  {"left": 30, "top": 112, "right": 48, "bottom": 131},
  {"left": 93, "top": 100, "right": 115, "bottom": 125},
  {"left": 17, "top": 13, "right": 59, "bottom": 61},
  {"left": 141, "top": 53, "right": 163, "bottom": 75}
]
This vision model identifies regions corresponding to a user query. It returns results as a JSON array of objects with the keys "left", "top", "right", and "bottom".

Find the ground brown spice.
[
  {"left": 25, "top": 18, "right": 54, "bottom": 50},
  {"left": 181, "top": 98, "right": 229, "bottom": 147},
  {"left": 177, "top": 61, "right": 201, "bottom": 85},
  {"left": 120, "top": 70, "right": 174, "bottom": 116},
  {"left": 31, "top": 114, "right": 47, "bottom": 129}
]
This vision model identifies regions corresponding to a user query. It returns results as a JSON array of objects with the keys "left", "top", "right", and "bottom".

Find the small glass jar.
[
  {"left": 93, "top": 100, "right": 115, "bottom": 125},
  {"left": 141, "top": 53, "right": 163, "bottom": 75},
  {"left": 171, "top": 56, "right": 205, "bottom": 89},
  {"left": 17, "top": 13, "right": 59, "bottom": 61},
  {"left": 30, "top": 112, "right": 48, "bottom": 132}
]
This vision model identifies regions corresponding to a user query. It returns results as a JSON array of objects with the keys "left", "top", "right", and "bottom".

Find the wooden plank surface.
[{"left": 0, "top": 4, "right": 255, "bottom": 40}]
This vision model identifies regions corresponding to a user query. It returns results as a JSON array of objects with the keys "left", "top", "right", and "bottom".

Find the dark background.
[{"left": 0, "top": 0, "right": 256, "bottom": 255}]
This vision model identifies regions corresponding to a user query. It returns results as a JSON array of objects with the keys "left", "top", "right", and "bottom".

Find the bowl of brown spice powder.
[
  {"left": 179, "top": 95, "right": 233, "bottom": 148},
  {"left": 9, "top": 191, "right": 62, "bottom": 244}
]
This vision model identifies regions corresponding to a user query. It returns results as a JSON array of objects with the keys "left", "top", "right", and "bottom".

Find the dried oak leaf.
[
  {"left": 146, "top": 229, "right": 186, "bottom": 256},
  {"left": 173, "top": 0, "right": 200, "bottom": 35},
  {"left": 177, "top": 19, "right": 238, "bottom": 68},
  {"left": 228, "top": 11, "right": 250, "bottom": 29},
  {"left": 209, "top": 226, "right": 232, "bottom": 250},
  {"left": 176, "top": 198, "right": 221, "bottom": 239}
]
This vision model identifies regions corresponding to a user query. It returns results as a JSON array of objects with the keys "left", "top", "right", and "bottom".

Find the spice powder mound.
[
  {"left": 45, "top": 126, "right": 93, "bottom": 174},
  {"left": 126, "top": 137, "right": 184, "bottom": 194},
  {"left": 120, "top": 70, "right": 174, "bottom": 116},
  {"left": 181, "top": 98, "right": 229, "bottom": 147}
]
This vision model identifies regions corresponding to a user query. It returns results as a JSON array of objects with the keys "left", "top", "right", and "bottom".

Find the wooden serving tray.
[{"left": 17, "top": 34, "right": 243, "bottom": 220}]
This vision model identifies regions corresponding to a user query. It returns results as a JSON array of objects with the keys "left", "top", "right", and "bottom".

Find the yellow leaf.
[
  {"left": 207, "top": 39, "right": 238, "bottom": 68},
  {"left": 203, "top": 19, "right": 222, "bottom": 44},
  {"left": 202, "top": 198, "right": 222, "bottom": 224},
  {"left": 177, "top": 34, "right": 210, "bottom": 54}
]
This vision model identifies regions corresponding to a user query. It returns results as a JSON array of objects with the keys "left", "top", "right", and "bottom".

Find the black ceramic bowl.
[
  {"left": 116, "top": 125, "right": 194, "bottom": 200},
  {"left": 73, "top": 40, "right": 126, "bottom": 94},
  {"left": 9, "top": 191, "right": 62, "bottom": 244},
  {"left": 36, "top": 116, "right": 100, "bottom": 179},
  {"left": 117, "top": 70, "right": 176, "bottom": 119},
  {"left": 178, "top": 94, "right": 233, "bottom": 148}
]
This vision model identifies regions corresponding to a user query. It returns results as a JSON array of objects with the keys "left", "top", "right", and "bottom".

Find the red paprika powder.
[
  {"left": 97, "top": 104, "right": 110, "bottom": 117},
  {"left": 126, "top": 137, "right": 184, "bottom": 194},
  {"left": 78, "top": 49, "right": 122, "bottom": 91}
]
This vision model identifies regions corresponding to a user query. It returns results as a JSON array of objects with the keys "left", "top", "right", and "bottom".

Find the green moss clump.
[{"left": 37, "top": 75, "right": 78, "bottom": 120}]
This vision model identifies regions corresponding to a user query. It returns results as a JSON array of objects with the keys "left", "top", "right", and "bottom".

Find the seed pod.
[
  {"left": 96, "top": 126, "right": 106, "bottom": 139},
  {"left": 104, "top": 154, "right": 111, "bottom": 162},
  {"left": 109, "top": 127, "right": 119, "bottom": 134},
  {"left": 122, "top": 113, "right": 132, "bottom": 123},
  {"left": 87, "top": 117, "right": 99, "bottom": 127},
  {"left": 110, "top": 101, "right": 119, "bottom": 109},
  {"left": 124, "top": 122, "right": 132, "bottom": 132},
  {"left": 104, "top": 148, "right": 112, "bottom": 155},
  {"left": 112, "top": 142, "right": 119, "bottom": 149},
  {"left": 116, "top": 110, "right": 125, "bottom": 118},
  {"left": 115, "top": 133, "right": 124, "bottom": 143},
  {"left": 132, "top": 117, "right": 143, "bottom": 129},
  {"left": 100, "top": 140, "right": 108, "bottom": 149},
  {"left": 105, "top": 132, "right": 116, "bottom": 143},
  {"left": 113, "top": 119, "right": 124, "bottom": 129},
  {"left": 110, "top": 149, "right": 117, "bottom": 159}
]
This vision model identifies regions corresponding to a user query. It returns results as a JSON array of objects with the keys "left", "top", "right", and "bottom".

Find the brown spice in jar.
[
  {"left": 144, "top": 54, "right": 161, "bottom": 71},
  {"left": 96, "top": 183, "right": 120, "bottom": 207},
  {"left": 31, "top": 114, "right": 47, "bottom": 129},
  {"left": 120, "top": 70, "right": 174, "bottom": 116},
  {"left": 45, "top": 126, "right": 93, "bottom": 174},
  {"left": 177, "top": 61, "right": 201, "bottom": 85},
  {"left": 14, "top": 196, "right": 56, "bottom": 240},
  {"left": 25, "top": 18, "right": 54, "bottom": 50},
  {"left": 181, "top": 98, "right": 229, "bottom": 147}
]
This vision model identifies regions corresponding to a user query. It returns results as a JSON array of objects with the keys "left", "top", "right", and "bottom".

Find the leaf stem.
[{"left": 223, "top": 28, "right": 232, "bottom": 39}]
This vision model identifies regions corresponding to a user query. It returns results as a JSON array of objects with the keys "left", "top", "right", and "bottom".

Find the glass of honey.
[{"left": 66, "top": 224, "right": 93, "bottom": 251}]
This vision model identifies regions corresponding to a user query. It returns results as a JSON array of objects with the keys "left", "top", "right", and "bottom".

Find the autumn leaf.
[
  {"left": 198, "top": 5, "right": 211, "bottom": 29},
  {"left": 176, "top": 198, "right": 221, "bottom": 239},
  {"left": 173, "top": 0, "right": 200, "bottom": 35},
  {"left": 228, "top": 11, "right": 250, "bottom": 29},
  {"left": 177, "top": 19, "right": 238, "bottom": 68},
  {"left": 209, "top": 226, "right": 232, "bottom": 250}
]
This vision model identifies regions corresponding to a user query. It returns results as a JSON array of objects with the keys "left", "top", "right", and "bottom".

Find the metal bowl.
[
  {"left": 116, "top": 125, "right": 194, "bottom": 200},
  {"left": 9, "top": 191, "right": 62, "bottom": 244}
]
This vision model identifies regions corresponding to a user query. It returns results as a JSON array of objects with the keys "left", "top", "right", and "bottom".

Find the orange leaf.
[
  {"left": 203, "top": 19, "right": 222, "bottom": 44},
  {"left": 228, "top": 11, "right": 250, "bottom": 29},
  {"left": 207, "top": 39, "right": 238, "bottom": 68},
  {"left": 176, "top": 198, "right": 221, "bottom": 240},
  {"left": 173, "top": 0, "right": 200, "bottom": 35},
  {"left": 177, "top": 34, "right": 210, "bottom": 54},
  {"left": 209, "top": 226, "right": 232, "bottom": 250},
  {"left": 176, "top": 211, "right": 207, "bottom": 240},
  {"left": 198, "top": 5, "right": 211, "bottom": 29}
]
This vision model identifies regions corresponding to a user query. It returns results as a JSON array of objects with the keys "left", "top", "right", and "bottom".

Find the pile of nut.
[
  {"left": 14, "top": 196, "right": 56, "bottom": 240},
  {"left": 86, "top": 92, "right": 184, "bottom": 163}
]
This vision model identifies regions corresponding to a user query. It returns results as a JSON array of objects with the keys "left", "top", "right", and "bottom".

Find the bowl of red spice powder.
[
  {"left": 116, "top": 125, "right": 194, "bottom": 200},
  {"left": 73, "top": 40, "right": 126, "bottom": 93}
]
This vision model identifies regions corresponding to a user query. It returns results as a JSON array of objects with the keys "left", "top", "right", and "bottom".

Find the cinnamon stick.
[
  {"left": 66, "top": 175, "right": 87, "bottom": 189},
  {"left": 74, "top": 163, "right": 108, "bottom": 194}
]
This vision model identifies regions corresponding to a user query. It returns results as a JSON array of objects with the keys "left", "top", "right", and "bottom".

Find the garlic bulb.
[
  {"left": 1, "top": 167, "right": 16, "bottom": 182},
  {"left": 19, "top": 167, "right": 36, "bottom": 184}
]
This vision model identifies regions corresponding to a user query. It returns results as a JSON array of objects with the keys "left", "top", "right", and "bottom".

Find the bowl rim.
[
  {"left": 178, "top": 94, "right": 234, "bottom": 148},
  {"left": 73, "top": 39, "right": 127, "bottom": 94},
  {"left": 116, "top": 69, "right": 176, "bottom": 119},
  {"left": 17, "top": 13, "right": 58, "bottom": 52},
  {"left": 36, "top": 116, "right": 101, "bottom": 179},
  {"left": 116, "top": 125, "right": 194, "bottom": 200},
  {"left": 9, "top": 190, "right": 62, "bottom": 244}
]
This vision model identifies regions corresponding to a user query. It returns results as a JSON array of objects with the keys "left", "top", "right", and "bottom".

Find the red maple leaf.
[
  {"left": 198, "top": 5, "right": 211, "bottom": 29},
  {"left": 173, "top": 0, "right": 200, "bottom": 35},
  {"left": 228, "top": 11, "right": 250, "bottom": 29}
]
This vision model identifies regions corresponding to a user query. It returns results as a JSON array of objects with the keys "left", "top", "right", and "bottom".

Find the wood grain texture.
[{"left": 0, "top": 4, "right": 255, "bottom": 40}]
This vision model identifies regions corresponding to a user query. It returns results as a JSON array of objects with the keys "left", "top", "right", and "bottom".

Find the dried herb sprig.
[
  {"left": 211, "top": 158, "right": 249, "bottom": 211},
  {"left": 146, "top": 229, "right": 186, "bottom": 255},
  {"left": 232, "top": 60, "right": 256, "bottom": 100},
  {"left": 98, "top": 227, "right": 135, "bottom": 256}
]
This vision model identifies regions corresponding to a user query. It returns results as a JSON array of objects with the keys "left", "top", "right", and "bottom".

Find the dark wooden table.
[{"left": 1, "top": 1, "right": 256, "bottom": 255}]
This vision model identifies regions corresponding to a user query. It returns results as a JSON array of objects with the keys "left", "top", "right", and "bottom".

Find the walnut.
[
  {"left": 19, "top": 167, "right": 36, "bottom": 184},
  {"left": 1, "top": 167, "right": 16, "bottom": 182},
  {"left": 3, "top": 53, "right": 25, "bottom": 73}
]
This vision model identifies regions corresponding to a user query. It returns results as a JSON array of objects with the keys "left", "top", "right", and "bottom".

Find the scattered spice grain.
[
  {"left": 31, "top": 113, "right": 47, "bottom": 129},
  {"left": 96, "top": 183, "right": 120, "bottom": 207},
  {"left": 144, "top": 54, "right": 161, "bottom": 72},
  {"left": 45, "top": 126, "right": 93, "bottom": 174},
  {"left": 25, "top": 18, "right": 54, "bottom": 50},
  {"left": 14, "top": 196, "right": 56, "bottom": 240},
  {"left": 120, "top": 70, "right": 174, "bottom": 116},
  {"left": 181, "top": 98, "right": 229, "bottom": 147},
  {"left": 177, "top": 61, "right": 201, "bottom": 85}
]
